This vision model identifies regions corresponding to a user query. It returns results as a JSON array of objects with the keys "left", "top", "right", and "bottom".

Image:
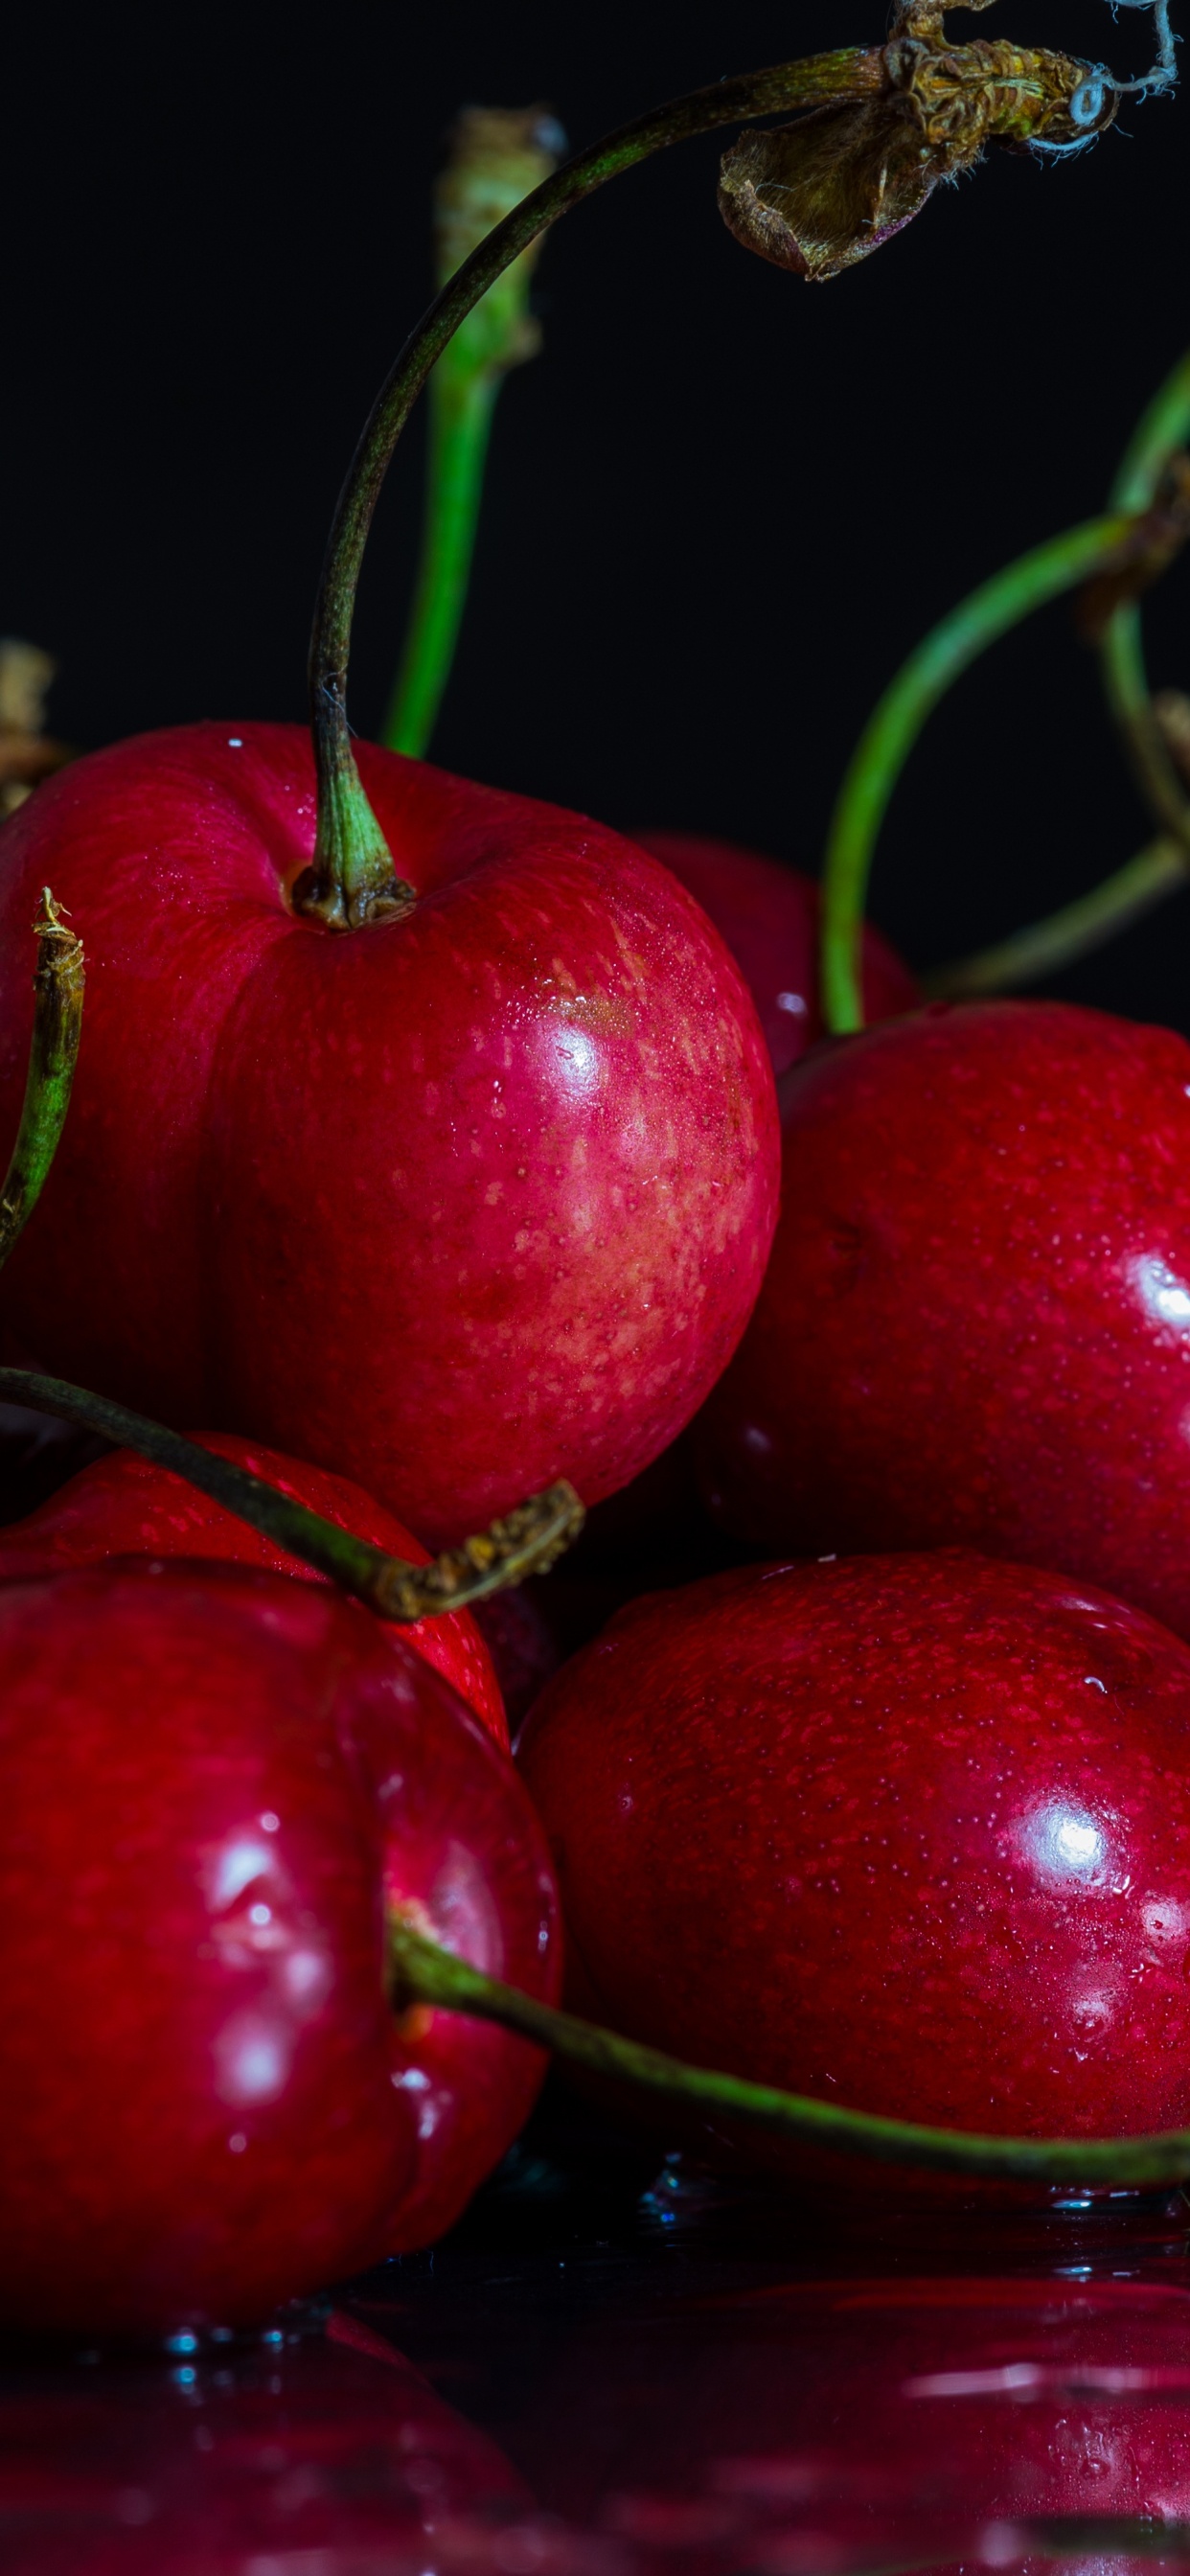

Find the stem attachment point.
[
  {"left": 388, "top": 1915, "right": 1190, "bottom": 2187},
  {"left": 291, "top": 738, "right": 416, "bottom": 932}
]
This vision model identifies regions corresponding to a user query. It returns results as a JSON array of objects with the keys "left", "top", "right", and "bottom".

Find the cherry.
[
  {"left": 0, "top": 1429, "right": 506, "bottom": 1744},
  {"left": 529, "top": 831, "right": 915, "bottom": 1629},
  {"left": 518, "top": 1549, "right": 1190, "bottom": 2177},
  {"left": 0, "top": 725, "right": 779, "bottom": 1545},
  {"left": 634, "top": 831, "right": 917, "bottom": 1075},
  {"left": 0, "top": 1559, "right": 558, "bottom": 2336},
  {"left": 694, "top": 1000, "right": 1190, "bottom": 1639}
]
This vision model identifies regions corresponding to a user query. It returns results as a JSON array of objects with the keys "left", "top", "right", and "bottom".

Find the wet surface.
[{"left": 9, "top": 2084, "right": 1190, "bottom": 2573}]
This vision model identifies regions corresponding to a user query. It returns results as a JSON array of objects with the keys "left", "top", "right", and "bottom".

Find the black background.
[{"left": 2, "top": 1, "right": 1185, "bottom": 1019}]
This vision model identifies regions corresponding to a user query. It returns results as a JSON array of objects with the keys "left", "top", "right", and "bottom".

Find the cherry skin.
[
  {"left": 0, "top": 1430, "right": 506, "bottom": 1743},
  {"left": 633, "top": 830, "right": 917, "bottom": 1075},
  {"left": 0, "top": 725, "right": 779, "bottom": 1544},
  {"left": 0, "top": 1560, "right": 558, "bottom": 2336},
  {"left": 694, "top": 1000, "right": 1190, "bottom": 1640},
  {"left": 518, "top": 1550, "right": 1190, "bottom": 2173}
]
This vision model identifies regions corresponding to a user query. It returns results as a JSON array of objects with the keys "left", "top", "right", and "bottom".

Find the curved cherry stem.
[
  {"left": 301, "top": 44, "right": 883, "bottom": 928},
  {"left": 819, "top": 513, "right": 1141, "bottom": 1034},
  {"left": 0, "top": 1368, "right": 584, "bottom": 1622},
  {"left": 925, "top": 345, "right": 1190, "bottom": 1001},
  {"left": 1101, "top": 348, "right": 1190, "bottom": 846},
  {"left": 0, "top": 891, "right": 84, "bottom": 1269},
  {"left": 390, "top": 1915, "right": 1190, "bottom": 2184},
  {"left": 924, "top": 835, "right": 1183, "bottom": 996}
]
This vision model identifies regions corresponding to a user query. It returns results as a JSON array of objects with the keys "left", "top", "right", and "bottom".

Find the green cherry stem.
[
  {"left": 0, "top": 891, "right": 84, "bottom": 1269},
  {"left": 383, "top": 107, "right": 563, "bottom": 761},
  {"left": 925, "top": 834, "right": 1184, "bottom": 997},
  {"left": 1102, "top": 348, "right": 1190, "bottom": 849},
  {"left": 819, "top": 513, "right": 1140, "bottom": 1035},
  {"left": 0, "top": 1368, "right": 584, "bottom": 1622},
  {"left": 389, "top": 1914, "right": 1190, "bottom": 2183},
  {"left": 927, "top": 344, "right": 1190, "bottom": 1002},
  {"left": 299, "top": 43, "right": 883, "bottom": 930}
]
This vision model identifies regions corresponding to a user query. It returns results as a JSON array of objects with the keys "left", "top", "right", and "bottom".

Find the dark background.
[{"left": 2, "top": 1, "right": 1186, "bottom": 1018}]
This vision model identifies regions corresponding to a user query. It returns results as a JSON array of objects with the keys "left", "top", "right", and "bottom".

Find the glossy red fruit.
[
  {"left": 695, "top": 1000, "right": 1190, "bottom": 1639},
  {"left": 518, "top": 1551, "right": 1190, "bottom": 2165},
  {"left": 0, "top": 726, "right": 779, "bottom": 1544},
  {"left": 0, "top": 1561, "right": 558, "bottom": 2335},
  {"left": 633, "top": 831, "right": 917, "bottom": 1075},
  {"left": 0, "top": 1431, "right": 505, "bottom": 1744}
]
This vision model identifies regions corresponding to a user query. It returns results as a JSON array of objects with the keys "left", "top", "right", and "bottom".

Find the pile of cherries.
[
  {"left": 2, "top": 11, "right": 1188, "bottom": 2343},
  {"left": 1, "top": 728, "right": 1190, "bottom": 2342}
]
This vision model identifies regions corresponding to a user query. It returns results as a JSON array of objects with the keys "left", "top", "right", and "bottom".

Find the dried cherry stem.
[
  {"left": 383, "top": 107, "right": 564, "bottom": 761},
  {"left": 0, "top": 1368, "right": 584, "bottom": 1621},
  {"left": 389, "top": 1914, "right": 1190, "bottom": 2184},
  {"left": 0, "top": 892, "right": 84, "bottom": 1268},
  {"left": 819, "top": 513, "right": 1141, "bottom": 1034},
  {"left": 302, "top": 44, "right": 882, "bottom": 929}
]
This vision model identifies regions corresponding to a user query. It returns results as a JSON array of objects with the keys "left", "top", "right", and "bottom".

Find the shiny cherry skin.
[
  {"left": 694, "top": 1000, "right": 1190, "bottom": 1639},
  {"left": 0, "top": 726, "right": 779, "bottom": 1544},
  {"left": 0, "top": 1561, "right": 558, "bottom": 2336},
  {"left": 0, "top": 1430, "right": 505, "bottom": 1743},
  {"left": 633, "top": 830, "right": 917, "bottom": 1075},
  {"left": 518, "top": 1550, "right": 1190, "bottom": 2171}
]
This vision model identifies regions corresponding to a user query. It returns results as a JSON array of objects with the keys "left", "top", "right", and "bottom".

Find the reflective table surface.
[{"left": 8, "top": 2082, "right": 1190, "bottom": 2575}]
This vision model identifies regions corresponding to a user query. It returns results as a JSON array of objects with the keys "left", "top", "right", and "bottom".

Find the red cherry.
[
  {"left": 694, "top": 1000, "right": 1190, "bottom": 1639},
  {"left": 633, "top": 831, "right": 917, "bottom": 1075},
  {"left": 0, "top": 1430, "right": 506, "bottom": 1744},
  {"left": 0, "top": 726, "right": 779, "bottom": 1544},
  {"left": 518, "top": 1551, "right": 1190, "bottom": 2174},
  {"left": 0, "top": 1561, "right": 558, "bottom": 2335}
]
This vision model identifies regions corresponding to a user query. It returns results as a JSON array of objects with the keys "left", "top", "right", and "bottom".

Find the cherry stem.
[
  {"left": 301, "top": 44, "right": 883, "bottom": 929},
  {"left": 820, "top": 511, "right": 1158, "bottom": 1034},
  {"left": 1101, "top": 349, "right": 1190, "bottom": 848},
  {"left": 925, "top": 836, "right": 1184, "bottom": 997},
  {"left": 383, "top": 108, "right": 563, "bottom": 762},
  {"left": 0, "top": 1368, "right": 584, "bottom": 1621},
  {"left": 384, "top": 370, "right": 500, "bottom": 763},
  {"left": 0, "top": 891, "right": 84, "bottom": 1271},
  {"left": 914, "top": 344, "right": 1190, "bottom": 1004},
  {"left": 389, "top": 1914, "right": 1190, "bottom": 2185}
]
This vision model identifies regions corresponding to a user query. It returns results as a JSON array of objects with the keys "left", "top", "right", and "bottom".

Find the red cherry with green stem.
[
  {"left": 634, "top": 832, "right": 917, "bottom": 1076},
  {"left": 693, "top": 999, "right": 1190, "bottom": 1640},
  {"left": 0, "top": 1558, "right": 558, "bottom": 2338},
  {"left": 516, "top": 1548, "right": 1190, "bottom": 2185},
  {"left": 0, "top": 726, "right": 778, "bottom": 1544},
  {"left": 0, "top": 1427, "right": 506, "bottom": 1743}
]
